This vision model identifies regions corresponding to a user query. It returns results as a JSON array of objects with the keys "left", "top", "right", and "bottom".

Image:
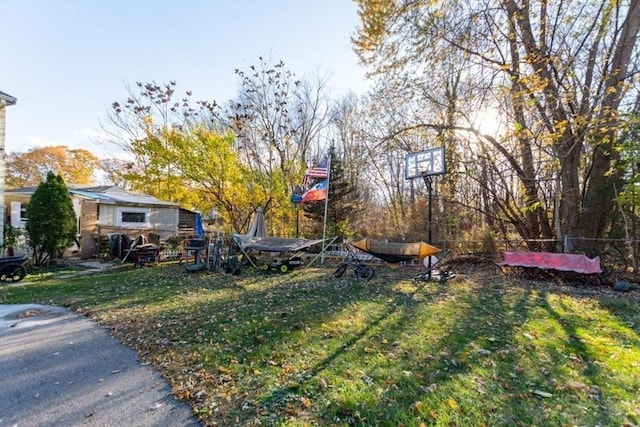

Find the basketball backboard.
[{"left": 404, "top": 147, "right": 446, "bottom": 180}]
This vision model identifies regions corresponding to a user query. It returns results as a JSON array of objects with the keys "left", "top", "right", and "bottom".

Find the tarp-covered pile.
[
  {"left": 234, "top": 235, "right": 325, "bottom": 253},
  {"left": 500, "top": 251, "right": 602, "bottom": 274},
  {"left": 233, "top": 207, "right": 324, "bottom": 253}
]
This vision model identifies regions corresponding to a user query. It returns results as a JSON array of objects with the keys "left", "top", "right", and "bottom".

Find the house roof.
[
  {"left": 0, "top": 90, "right": 17, "bottom": 106},
  {"left": 5, "top": 187, "right": 40, "bottom": 194},
  {"left": 71, "top": 189, "right": 178, "bottom": 206},
  {"left": 6, "top": 185, "right": 179, "bottom": 207},
  {"left": 69, "top": 184, "right": 119, "bottom": 192}
]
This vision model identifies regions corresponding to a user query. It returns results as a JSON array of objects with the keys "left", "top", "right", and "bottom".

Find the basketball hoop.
[
  {"left": 404, "top": 147, "right": 447, "bottom": 281},
  {"left": 404, "top": 147, "right": 446, "bottom": 180}
]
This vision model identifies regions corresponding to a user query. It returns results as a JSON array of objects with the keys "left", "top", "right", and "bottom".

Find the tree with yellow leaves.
[{"left": 6, "top": 146, "right": 101, "bottom": 189}]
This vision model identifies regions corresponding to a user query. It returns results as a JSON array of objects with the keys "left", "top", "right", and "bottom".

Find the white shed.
[{"left": 5, "top": 185, "right": 180, "bottom": 259}]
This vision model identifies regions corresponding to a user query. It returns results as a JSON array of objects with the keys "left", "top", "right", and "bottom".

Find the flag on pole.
[
  {"left": 304, "top": 159, "right": 328, "bottom": 184},
  {"left": 306, "top": 166, "right": 328, "bottom": 179},
  {"left": 301, "top": 180, "right": 328, "bottom": 203}
]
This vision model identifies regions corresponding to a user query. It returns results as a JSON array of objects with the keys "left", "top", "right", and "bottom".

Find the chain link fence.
[
  {"left": 5, "top": 229, "right": 638, "bottom": 273},
  {"left": 438, "top": 236, "right": 638, "bottom": 272},
  {"left": 328, "top": 235, "right": 639, "bottom": 273}
]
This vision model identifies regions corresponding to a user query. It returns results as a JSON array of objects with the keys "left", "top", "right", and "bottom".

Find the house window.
[
  {"left": 116, "top": 206, "right": 151, "bottom": 228},
  {"left": 121, "top": 212, "right": 146, "bottom": 223},
  {"left": 20, "top": 203, "right": 28, "bottom": 221}
]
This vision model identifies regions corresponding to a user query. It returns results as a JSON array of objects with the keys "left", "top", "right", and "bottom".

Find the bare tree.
[
  {"left": 223, "top": 57, "right": 332, "bottom": 234},
  {"left": 354, "top": 0, "right": 640, "bottom": 251}
]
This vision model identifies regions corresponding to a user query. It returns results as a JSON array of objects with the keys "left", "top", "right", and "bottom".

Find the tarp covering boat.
[
  {"left": 350, "top": 238, "right": 441, "bottom": 264},
  {"left": 499, "top": 251, "right": 602, "bottom": 274}
]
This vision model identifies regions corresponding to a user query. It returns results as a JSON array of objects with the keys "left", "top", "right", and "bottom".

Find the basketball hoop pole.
[
  {"left": 422, "top": 172, "right": 433, "bottom": 279},
  {"left": 405, "top": 147, "right": 446, "bottom": 281}
]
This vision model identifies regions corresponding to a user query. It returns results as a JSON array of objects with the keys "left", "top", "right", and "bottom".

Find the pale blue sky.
[{"left": 1, "top": 0, "right": 369, "bottom": 159}]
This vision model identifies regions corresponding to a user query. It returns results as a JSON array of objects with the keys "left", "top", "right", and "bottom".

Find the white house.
[{"left": 0, "top": 90, "right": 18, "bottom": 250}]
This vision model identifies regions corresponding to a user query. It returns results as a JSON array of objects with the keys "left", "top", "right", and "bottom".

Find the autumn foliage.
[{"left": 6, "top": 146, "right": 100, "bottom": 189}]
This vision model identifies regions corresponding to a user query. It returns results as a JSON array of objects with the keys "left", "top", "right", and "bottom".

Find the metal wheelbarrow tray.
[{"left": 0, "top": 255, "right": 30, "bottom": 283}]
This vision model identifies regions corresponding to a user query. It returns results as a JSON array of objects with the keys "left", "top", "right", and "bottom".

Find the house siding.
[
  {"left": 79, "top": 200, "right": 98, "bottom": 233},
  {"left": 149, "top": 206, "right": 179, "bottom": 231},
  {"left": 0, "top": 101, "right": 7, "bottom": 249},
  {"left": 85, "top": 203, "right": 179, "bottom": 259},
  {"left": 97, "top": 204, "right": 116, "bottom": 226},
  {"left": 94, "top": 204, "right": 177, "bottom": 233},
  {"left": 178, "top": 208, "right": 198, "bottom": 235},
  {"left": 0, "top": 93, "right": 17, "bottom": 252}
]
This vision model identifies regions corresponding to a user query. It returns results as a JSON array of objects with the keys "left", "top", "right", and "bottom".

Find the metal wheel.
[
  {"left": 0, "top": 264, "right": 27, "bottom": 283},
  {"left": 280, "top": 264, "right": 288, "bottom": 273},
  {"left": 356, "top": 265, "right": 375, "bottom": 280},
  {"left": 334, "top": 263, "right": 348, "bottom": 278}
]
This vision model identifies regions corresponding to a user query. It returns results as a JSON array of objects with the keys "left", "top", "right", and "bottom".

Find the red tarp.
[{"left": 500, "top": 251, "right": 602, "bottom": 274}]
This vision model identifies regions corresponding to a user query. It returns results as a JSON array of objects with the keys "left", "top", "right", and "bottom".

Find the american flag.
[
  {"left": 305, "top": 166, "right": 328, "bottom": 179},
  {"left": 304, "top": 159, "right": 328, "bottom": 182}
]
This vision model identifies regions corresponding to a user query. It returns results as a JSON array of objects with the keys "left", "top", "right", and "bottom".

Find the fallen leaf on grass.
[
  {"left": 300, "top": 396, "right": 311, "bottom": 408},
  {"left": 564, "top": 380, "right": 588, "bottom": 391},
  {"left": 218, "top": 365, "right": 232, "bottom": 374},
  {"left": 446, "top": 398, "right": 459, "bottom": 410}
]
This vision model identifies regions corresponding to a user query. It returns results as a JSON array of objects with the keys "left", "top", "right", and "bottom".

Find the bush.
[{"left": 26, "top": 172, "right": 77, "bottom": 266}]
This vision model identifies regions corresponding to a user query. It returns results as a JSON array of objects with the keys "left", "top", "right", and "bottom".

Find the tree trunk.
[{"left": 578, "top": 0, "right": 640, "bottom": 240}]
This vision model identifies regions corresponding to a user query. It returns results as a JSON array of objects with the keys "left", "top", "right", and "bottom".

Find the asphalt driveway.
[{"left": 0, "top": 303, "right": 201, "bottom": 426}]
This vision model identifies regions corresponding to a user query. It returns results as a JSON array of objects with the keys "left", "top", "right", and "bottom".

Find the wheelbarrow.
[{"left": 0, "top": 255, "right": 30, "bottom": 284}]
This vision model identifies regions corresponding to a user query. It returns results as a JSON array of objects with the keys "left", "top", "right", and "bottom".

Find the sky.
[{"left": 0, "top": 0, "right": 370, "bottom": 160}]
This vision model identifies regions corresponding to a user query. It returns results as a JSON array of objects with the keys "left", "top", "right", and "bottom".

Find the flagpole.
[{"left": 320, "top": 151, "right": 331, "bottom": 264}]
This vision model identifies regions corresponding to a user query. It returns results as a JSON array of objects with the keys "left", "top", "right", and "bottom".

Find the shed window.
[{"left": 121, "top": 212, "right": 146, "bottom": 223}]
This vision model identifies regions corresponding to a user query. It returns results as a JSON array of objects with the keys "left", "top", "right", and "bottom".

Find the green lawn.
[{"left": 1, "top": 262, "right": 639, "bottom": 426}]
